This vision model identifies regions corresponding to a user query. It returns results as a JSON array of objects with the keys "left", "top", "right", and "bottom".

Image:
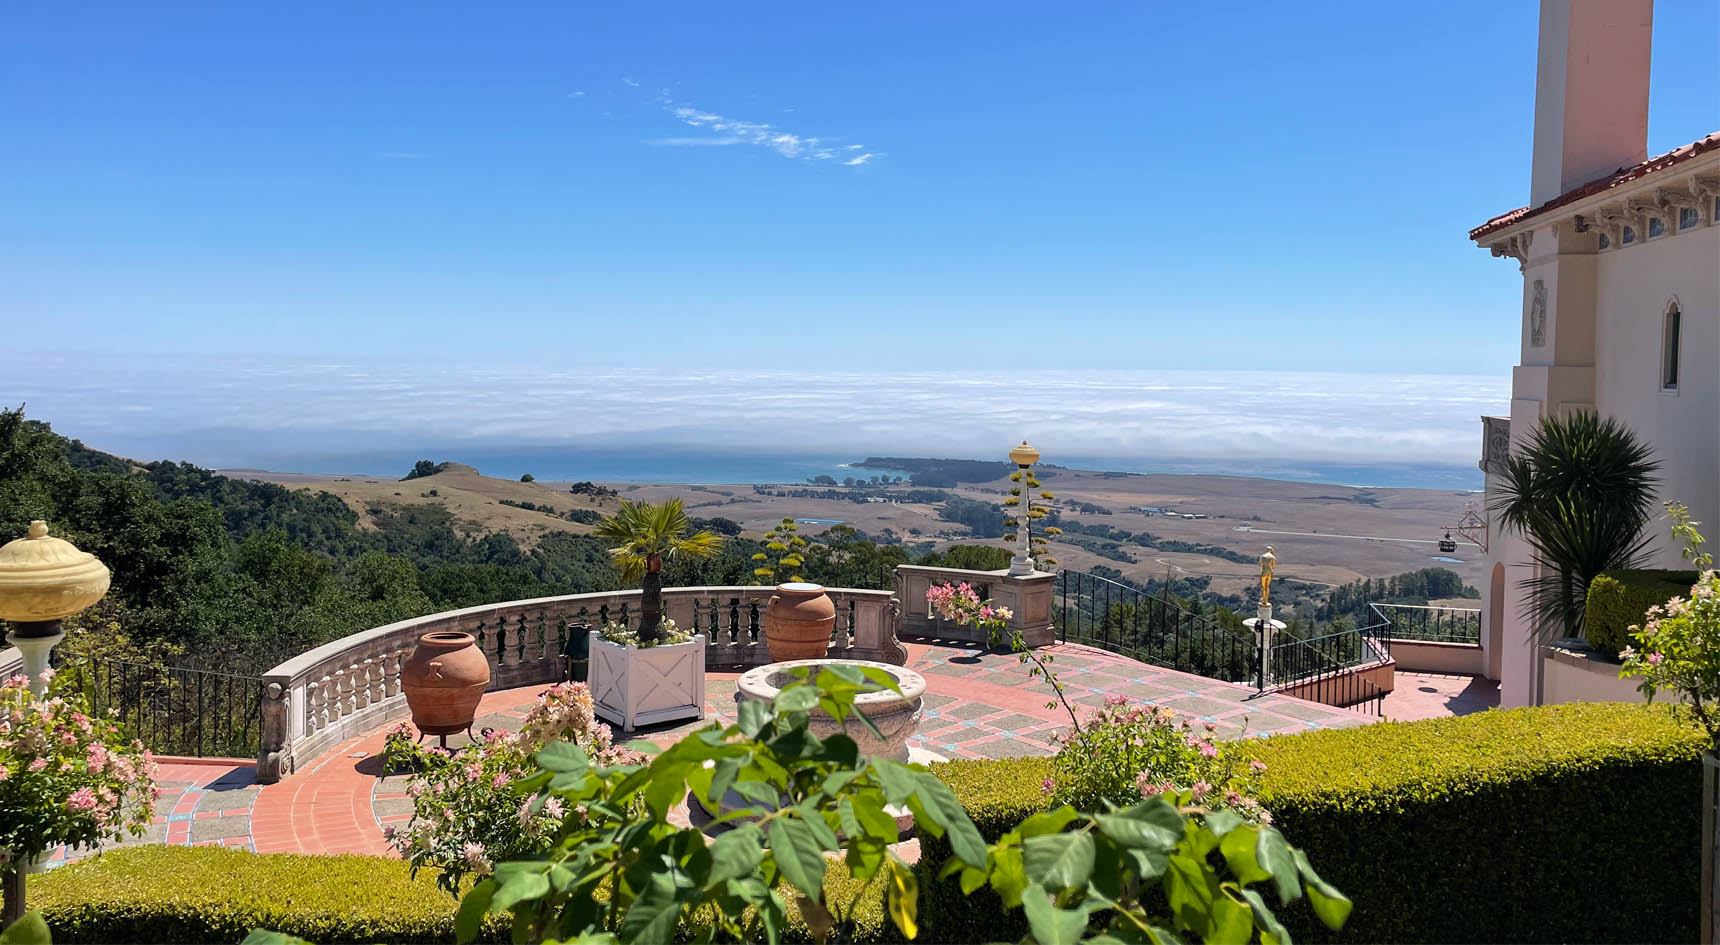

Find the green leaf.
[
  {"left": 1209, "top": 890, "right": 1255, "bottom": 945},
  {"left": 646, "top": 761, "right": 693, "bottom": 819},
  {"left": 846, "top": 835, "right": 887, "bottom": 879},
  {"left": 851, "top": 793, "right": 901, "bottom": 841},
  {"left": 1012, "top": 805, "right": 1080, "bottom": 841},
  {"left": 737, "top": 698, "right": 770, "bottom": 737},
  {"left": 774, "top": 684, "right": 819, "bottom": 714},
  {"left": 709, "top": 823, "right": 766, "bottom": 884},
  {"left": 454, "top": 878, "right": 497, "bottom": 945},
  {"left": 535, "top": 740, "right": 591, "bottom": 774},
  {"left": 238, "top": 931, "right": 309, "bottom": 945},
  {"left": 1094, "top": 799, "right": 1183, "bottom": 850},
  {"left": 990, "top": 844, "right": 1030, "bottom": 908},
  {"left": 1203, "top": 809, "right": 1244, "bottom": 838},
  {"left": 912, "top": 771, "right": 987, "bottom": 865},
  {"left": 886, "top": 855, "right": 920, "bottom": 940},
  {"left": 707, "top": 756, "right": 742, "bottom": 808},
  {"left": 1022, "top": 831, "right": 1096, "bottom": 891},
  {"left": 1256, "top": 827, "right": 1301, "bottom": 905},
  {"left": 1219, "top": 824, "right": 1269, "bottom": 886},
  {"left": 1293, "top": 849, "right": 1352, "bottom": 930},
  {"left": 491, "top": 866, "right": 551, "bottom": 912},
  {"left": 0, "top": 913, "right": 52, "bottom": 945},
  {"left": 619, "top": 870, "right": 683, "bottom": 945},
  {"left": 1163, "top": 853, "right": 1218, "bottom": 935},
  {"left": 768, "top": 816, "right": 828, "bottom": 897},
  {"left": 870, "top": 758, "right": 921, "bottom": 806},
  {"left": 1021, "top": 883, "right": 1089, "bottom": 945},
  {"left": 1239, "top": 888, "right": 1293, "bottom": 945}
]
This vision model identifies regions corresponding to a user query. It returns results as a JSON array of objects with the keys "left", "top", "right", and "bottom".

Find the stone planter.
[
  {"left": 400, "top": 631, "right": 490, "bottom": 736},
  {"left": 589, "top": 631, "right": 706, "bottom": 731},
  {"left": 735, "top": 658, "right": 925, "bottom": 762},
  {"left": 764, "top": 582, "right": 835, "bottom": 662}
]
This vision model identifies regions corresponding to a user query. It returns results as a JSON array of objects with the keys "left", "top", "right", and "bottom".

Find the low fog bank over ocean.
[{"left": 10, "top": 354, "right": 1505, "bottom": 490}]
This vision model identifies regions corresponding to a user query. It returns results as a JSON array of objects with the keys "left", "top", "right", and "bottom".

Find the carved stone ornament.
[
  {"left": 1482, "top": 416, "right": 1512, "bottom": 476},
  {"left": 1529, "top": 280, "right": 1547, "bottom": 347}
]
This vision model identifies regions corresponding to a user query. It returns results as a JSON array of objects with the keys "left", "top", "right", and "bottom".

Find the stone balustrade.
[
  {"left": 256, "top": 585, "right": 901, "bottom": 783},
  {"left": 893, "top": 564, "right": 1056, "bottom": 646},
  {"left": 0, "top": 645, "right": 21, "bottom": 679}
]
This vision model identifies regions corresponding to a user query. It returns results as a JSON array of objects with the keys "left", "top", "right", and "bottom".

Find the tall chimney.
[{"left": 1529, "top": 0, "right": 1653, "bottom": 207}]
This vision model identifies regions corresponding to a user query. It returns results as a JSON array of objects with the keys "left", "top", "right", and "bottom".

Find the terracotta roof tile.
[{"left": 1469, "top": 131, "right": 1720, "bottom": 241}]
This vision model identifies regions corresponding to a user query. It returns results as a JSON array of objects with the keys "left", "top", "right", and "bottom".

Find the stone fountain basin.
[{"left": 735, "top": 658, "right": 926, "bottom": 763}]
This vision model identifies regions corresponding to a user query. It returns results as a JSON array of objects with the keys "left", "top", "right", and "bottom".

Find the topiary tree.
[{"left": 1493, "top": 411, "right": 1659, "bottom": 641}]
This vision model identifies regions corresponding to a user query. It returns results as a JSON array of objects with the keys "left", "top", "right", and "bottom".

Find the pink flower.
[
  {"left": 1190, "top": 781, "right": 1212, "bottom": 802},
  {"left": 1647, "top": 652, "right": 1664, "bottom": 665},
  {"left": 38, "top": 668, "right": 55, "bottom": 683},
  {"left": 464, "top": 762, "right": 483, "bottom": 782},
  {"left": 491, "top": 773, "right": 509, "bottom": 790},
  {"left": 0, "top": 764, "right": 8, "bottom": 781},
  {"left": 1249, "top": 760, "right": 1268, "bottom": 775},
  {"left": 382, "top": 825, "right": 397, "bottom": 842},
  {"left": 1040, "top": 777, "right": 1055, "bottom": 796},
  {"left": 1104, "top": 693, "right": 1128, "bottom": 707},
  {"left": 2, "top": 674, "right": 26, "bottom": 689},
  {"left": 408, "top": 781, "right": 426, "bottom": 797},
  {"left": 543, "top": 796, "right": 565, "bottom": 820},
  {"left": 28, "top": 758, "right": 47, "bottom": 773},
  {"left": 66, "top": 787, "right": 99, "bottom": 813},
  {"left": 517, "top": 797, "right": 535, "bottom": 826},
  {"left": 462, "top": 841, "right": 488, "bottom": 871}
]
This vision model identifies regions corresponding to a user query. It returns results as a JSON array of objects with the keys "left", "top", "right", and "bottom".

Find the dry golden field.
[{"left": 232, "top": 461, "right": 1484, "bottom": 597}]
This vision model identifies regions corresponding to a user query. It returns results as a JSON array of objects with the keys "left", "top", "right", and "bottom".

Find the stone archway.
[{"left": 1487, "top": 562, "right": 1506, "bottom": 679}]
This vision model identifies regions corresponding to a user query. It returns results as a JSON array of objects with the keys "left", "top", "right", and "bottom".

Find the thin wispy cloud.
[
  {"left": 566, "top": 91, "right": 586, "bottom": 98},
  {"left": 652, "top": 100, "right": 878, "bottom": 167},
  {"left": 620, "top": 77, "right": 640, "bottom": 87}
]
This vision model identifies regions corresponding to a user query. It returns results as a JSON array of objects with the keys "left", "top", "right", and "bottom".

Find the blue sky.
[{"left": 2, "top": 3, "right": 1715, "bottom": 378}]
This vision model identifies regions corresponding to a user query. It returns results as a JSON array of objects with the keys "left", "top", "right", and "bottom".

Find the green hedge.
[
  {"left": 920, "top": 703, "right": 1706, "bottom": 945},
  {"left": 34, "top": 704, "right": 1708, "bottom": 945},
  {"left": 33, "top": 846, "right": 510, "bottom": 944},
  {"left": 31, "top": 843, "right": 888, "bottom": 945},
  {"left": 1585, "top": 569, "right": 1699, "bottom": 656}
]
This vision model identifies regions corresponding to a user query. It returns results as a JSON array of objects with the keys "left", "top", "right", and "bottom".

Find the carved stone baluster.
[
  {"left": 314, "top": 675, "right": 333, "bottom": 731},
  {"left": 356, "top": 658, "right": 374, "bottom": 709},
  {"left": 336, "top": 668, "right": 355, "bottom": 719},
  {"left": 383, "top": 650, "right": 402, "bottom": 698}
]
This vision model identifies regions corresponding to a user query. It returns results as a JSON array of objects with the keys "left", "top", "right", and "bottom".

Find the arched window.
[{"left": 1662, "top": 301, "right": 1682, "bottom": 391}]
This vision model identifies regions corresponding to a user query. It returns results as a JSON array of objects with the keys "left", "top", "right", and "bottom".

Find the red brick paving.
[{"left": 54, "top": 639, "right": 1412, "bottom": 864}]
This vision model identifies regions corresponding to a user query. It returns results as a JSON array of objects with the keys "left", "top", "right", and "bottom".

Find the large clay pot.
[
  {"left": 764, "top": 582, "right": 836, "bottom": 661},
  {"left": 401, "top": 631, "right": 491, "bottom": 735}
]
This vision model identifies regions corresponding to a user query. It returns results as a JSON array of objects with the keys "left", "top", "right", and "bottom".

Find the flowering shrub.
[
  {"left": 1047, "top": 695, "right": 1270, "bottom": 822},
  {"left": 382, "top": 682, "right": 642, "bottom": 894},
  {"left": 928, "top": 581, "right": 1081, "bottom": 732},
  {"left": 596, "top": 617, "right": 691, "bottom": 649},
  {"left": 1621, "top": 505, "right": 1720, "bottom": 748},
  {"left": 0, "top": 670, "right": 157, "bottom": 873}
]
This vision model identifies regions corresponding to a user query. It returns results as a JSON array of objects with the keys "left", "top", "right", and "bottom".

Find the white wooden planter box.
[{"left": 589, "top": 631, "right": 706, "bottom": 731}]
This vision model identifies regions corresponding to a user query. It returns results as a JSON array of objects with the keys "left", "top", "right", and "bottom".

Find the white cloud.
[
  {"left": 567, "top": 91, "right": 586, "bottom": 98},
  {"left": 646, "top": 137, "right": 746, "bottom": 147},
  {"left": 659, "top": 101, "right": 878, "bottom": 167},
  {"left": 8, "top": 354, "right": 1507, "bottom": 484},
  {"left": 621, "top": 77, "right": 640, "bottom": 87}
]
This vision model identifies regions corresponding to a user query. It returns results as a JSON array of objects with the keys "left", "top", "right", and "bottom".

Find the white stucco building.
[{"left": 1470, "top": 0, "right": 1718, "bottom": 708}]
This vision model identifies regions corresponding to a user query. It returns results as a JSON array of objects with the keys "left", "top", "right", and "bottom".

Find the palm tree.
[
  {"left": 1493, "top": 411, "right": 1659, "bottom": 642},
  {"left": 594, "top": 499, "right": 722, "bottom": 644}
]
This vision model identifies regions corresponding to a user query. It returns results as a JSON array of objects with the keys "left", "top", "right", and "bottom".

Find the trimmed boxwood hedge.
[
  {"left": 1585, "top": 569, "right": 1699, "bottom": 656},
  {"left": 34, "top": 703, "right": 1707, "bottom": 945},
  {"left": 923, "top": 703, "right": 1706, "bottom": 944},
  {"left": 32, "top": 843, "right": 889, "bottom": 945}
]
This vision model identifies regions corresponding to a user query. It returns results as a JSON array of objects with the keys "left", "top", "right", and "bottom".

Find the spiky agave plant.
[
  {"left": 594, "top": 499, "right": 722, "bottom": 644},
  {"left": 1492, "top": 411, "right": 1659, "bottom": 642}
]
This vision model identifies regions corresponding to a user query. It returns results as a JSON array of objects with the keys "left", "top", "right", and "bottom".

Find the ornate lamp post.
[{"left": 0, "top": 521, "right": 110, "bottom": 698}]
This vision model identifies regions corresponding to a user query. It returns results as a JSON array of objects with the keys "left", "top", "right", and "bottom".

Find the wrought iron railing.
[
  {"left": 1365, "top": 602, "right": 1481, "bottom": 644},
  {"left": 1056, "top": 570, "right": 1258, "bottom": 685},
  {"left": 60, "top": 658, "right": 265, "bottom": 758},
  {"left": 1267, "top": 625, "right": 1390, "bottom": 715}
]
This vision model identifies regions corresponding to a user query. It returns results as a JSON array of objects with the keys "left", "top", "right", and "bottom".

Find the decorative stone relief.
[{"left": 1528, "top": 280, "right": 1547, "bottom": 348}]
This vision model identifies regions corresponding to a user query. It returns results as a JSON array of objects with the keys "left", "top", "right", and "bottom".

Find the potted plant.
[
  {"left": 1620, "top": 503, "right": 1720, "bottom": 943},
  {"left": 590, "top": 500, "right": 721, "bottom": 730}
]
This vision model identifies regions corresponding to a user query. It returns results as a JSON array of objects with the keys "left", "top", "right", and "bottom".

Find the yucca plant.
[
  {"left": 594, "top": 499, "right": 722, "bottom": 644},
  {"left": 1493, "top": 411, "right": 1659, "bottom": 642}
]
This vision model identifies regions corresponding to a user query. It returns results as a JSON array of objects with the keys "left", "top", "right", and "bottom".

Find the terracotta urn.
[
  {"left": 400, "top": 631, "right": 491, "bottom": 735},
  {"left": 764, "top": 582, "right": 836, "bottom": 661}
]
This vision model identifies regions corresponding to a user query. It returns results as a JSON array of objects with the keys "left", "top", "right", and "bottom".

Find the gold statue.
[{"left": 1258, "top": 546, "right": 1277, "bottom": 606}]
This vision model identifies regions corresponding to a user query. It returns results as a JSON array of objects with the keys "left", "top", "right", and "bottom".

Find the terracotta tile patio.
[{"left": 46, "top": 637, "right": 1468, "bottom": 867}]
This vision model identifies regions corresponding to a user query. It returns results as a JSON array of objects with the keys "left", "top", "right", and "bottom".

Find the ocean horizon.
[{"left": 10, "top": 353, "right": 1503, "bottom": 492}]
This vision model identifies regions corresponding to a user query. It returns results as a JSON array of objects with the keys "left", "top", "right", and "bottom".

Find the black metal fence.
[
  {"left": 60, "top": 658, "right": 265, "bottom": 758},
  {"left": 1056, "top": 570, "right": 1259, "bottom": 685},
  {"left": 1267, "top": 625, "right": 1390, "bottom": 716},
  {"left": 1365, "top": 602, "right": 1481, "bottom": 644}
]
